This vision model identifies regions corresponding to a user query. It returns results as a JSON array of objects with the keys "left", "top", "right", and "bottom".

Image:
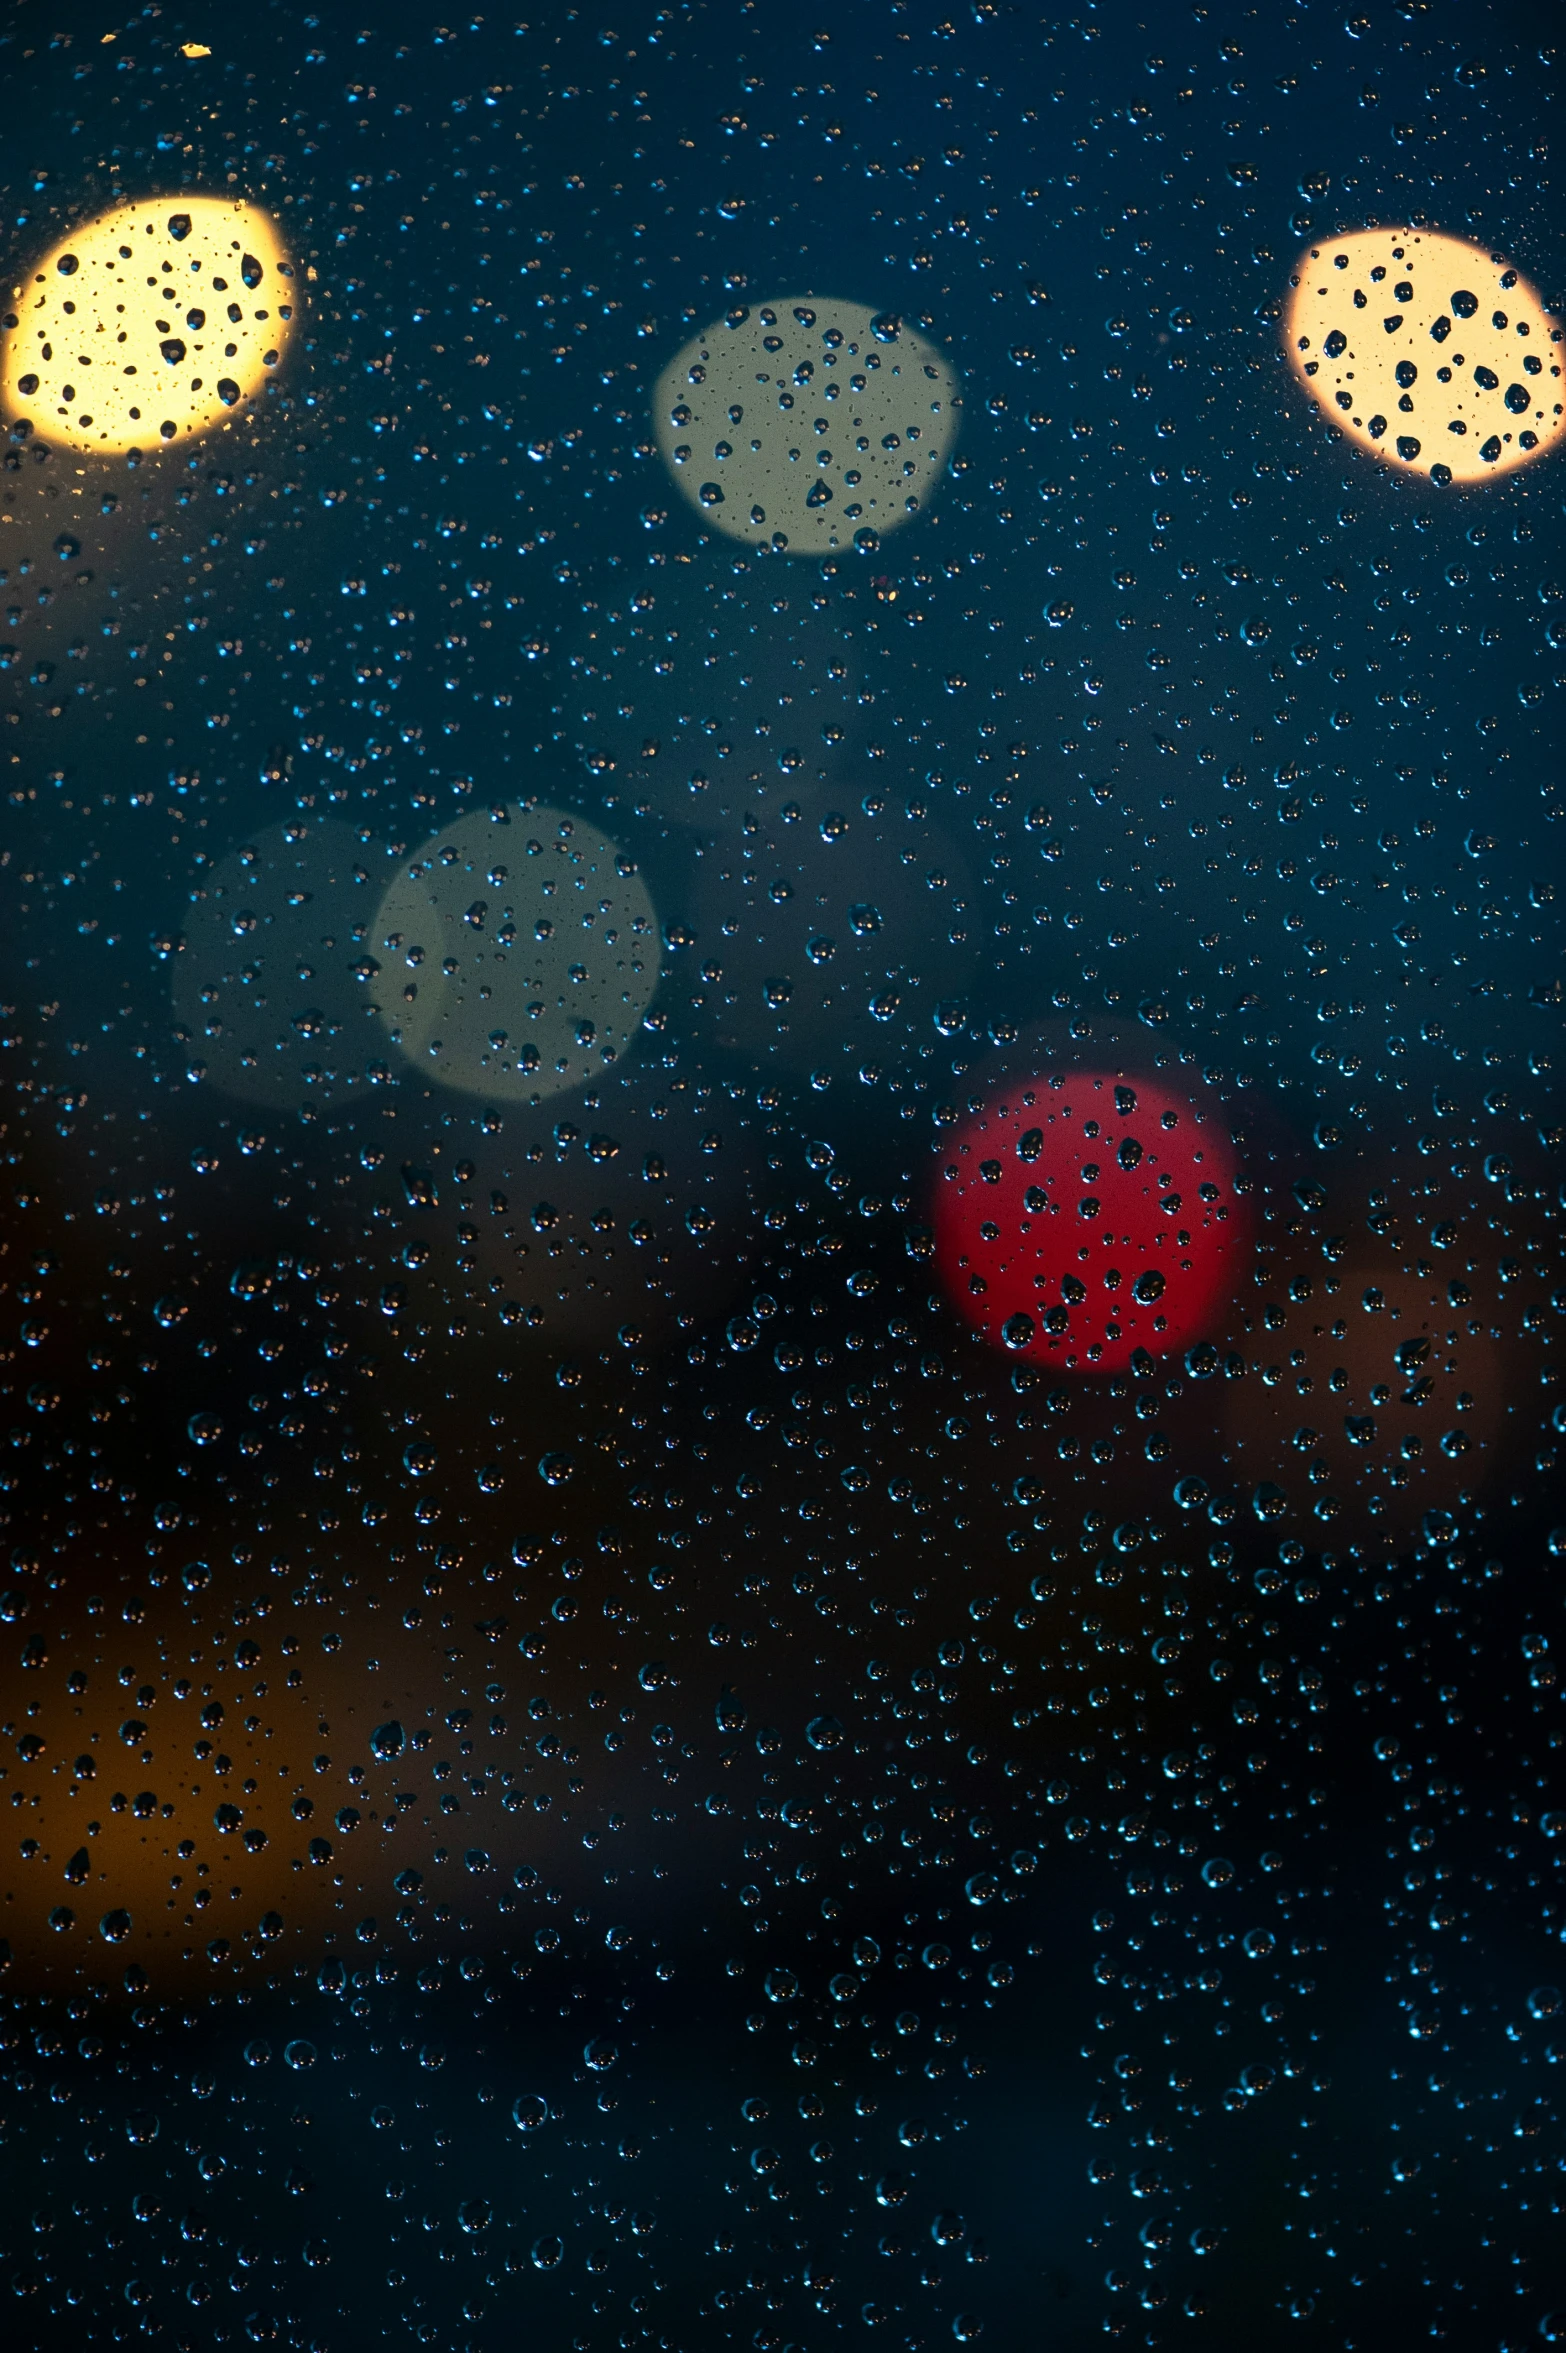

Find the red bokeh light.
[{"left": 931, "top": 1068, "right": 1250, "bottom": 1373}]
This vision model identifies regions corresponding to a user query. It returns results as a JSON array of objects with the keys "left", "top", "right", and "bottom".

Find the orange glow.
[{"left": 1222, "top": 1250, "right": 1509, "bottom": 1555}]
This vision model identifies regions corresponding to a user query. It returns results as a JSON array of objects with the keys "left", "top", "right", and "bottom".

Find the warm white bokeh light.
[
  {"left": 372, "top": 807, "right": 661, "bottom": 1103},
  {"left": 654, "top": 297, "right": 961, "bottom": 552},
  {"left": 1282, "top": 226, "right": 1565, "bottom": 483},
  {"left": 1, "top": 195, "right": 298, "bottom": 454}
]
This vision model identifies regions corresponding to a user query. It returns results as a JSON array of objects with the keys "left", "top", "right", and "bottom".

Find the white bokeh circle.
[
  {"left": 653, "top": 297, "right": 961, "bottom": 553},
  {"left": 371, "top": 807, "right": 661, "bottom": 1103}
]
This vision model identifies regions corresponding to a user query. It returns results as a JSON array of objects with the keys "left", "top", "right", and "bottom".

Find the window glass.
[{"left": 2, "top": 11, "right": 1563, "bottom": 2347}]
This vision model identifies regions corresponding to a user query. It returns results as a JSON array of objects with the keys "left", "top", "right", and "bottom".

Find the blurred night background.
[{"left": 1, "top": 1, "right": 1565, "bottom": 2346}]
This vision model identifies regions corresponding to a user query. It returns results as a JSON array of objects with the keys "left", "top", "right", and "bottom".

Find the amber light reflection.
[
  {"left": 1, "top": 1568, "right": 625, "bottom": 1991},
  {"left": 1222, "top": 1214, "right": 1526, "bottom": 1559}
]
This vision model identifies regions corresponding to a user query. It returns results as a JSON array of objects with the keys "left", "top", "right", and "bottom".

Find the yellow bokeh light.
[
  {"left": 1282, "top": 226, "right": 1565, "bottom": 484},
  {"left": 1, "top": 195, "right": 298, "bottom": 456},
  {"left": 654, "top": 297, "right": 961, "bottom": 552}
]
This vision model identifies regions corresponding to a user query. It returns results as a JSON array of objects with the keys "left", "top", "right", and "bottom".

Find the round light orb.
[
  {"left": 1282, "top": 226, "right": 1564, "bottom": 484},
  {"left": 371, "top": 806, "right": 661, "bottom": 1104},
  {"left": 1, "top": 195, "right": 298, "bottom": 455},
  {"left": 931, "top": 1070, "right": 1249, "bottom": 1375},
  {"left": 653, "top": 297, "right": 961, "bottom": 553},
  {"left": 171, "top": 819, "right": 383, "bottom": 1112}
]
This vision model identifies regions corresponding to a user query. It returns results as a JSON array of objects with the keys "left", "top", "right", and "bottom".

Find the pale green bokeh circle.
[
  {"left": 371, "top": 807, "right": 661, "bottom": 1103},
  {"left": 654, "top": 296, "right": 961, "bottom": 553}
]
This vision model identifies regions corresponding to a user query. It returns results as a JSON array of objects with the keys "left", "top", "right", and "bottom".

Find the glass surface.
[{"left": 2, "top": 6, "right": 1564, "bottom": 2345}]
